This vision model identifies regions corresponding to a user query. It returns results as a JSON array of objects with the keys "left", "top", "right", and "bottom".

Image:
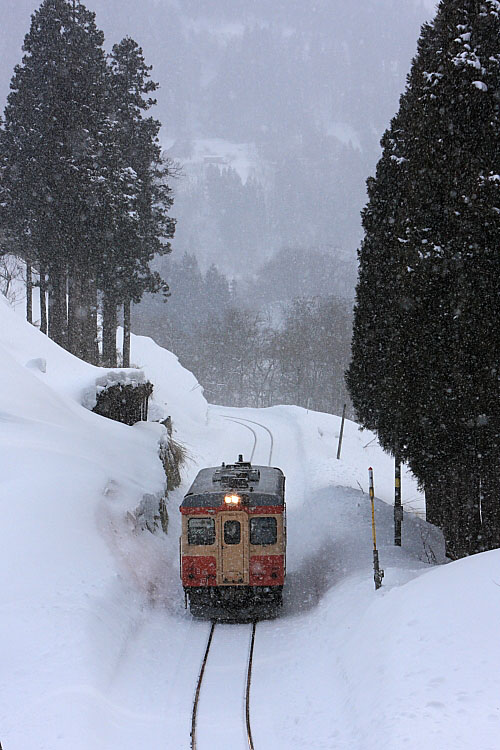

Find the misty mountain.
[{"left": 0, "top": 0, "right": 437, "bottom": 283}]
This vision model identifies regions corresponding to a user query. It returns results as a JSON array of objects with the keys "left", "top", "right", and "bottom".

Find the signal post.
[{"left": 394, "top": 454, "right": 403, "bottom": 546}]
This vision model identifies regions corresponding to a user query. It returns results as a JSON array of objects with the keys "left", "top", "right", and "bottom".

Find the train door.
[{"left": 219, "top": 513, "right": 248, "bottom": 585}]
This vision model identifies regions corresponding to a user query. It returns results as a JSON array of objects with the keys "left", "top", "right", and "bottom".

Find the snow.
[
  {"left": 327, "top": 122, "right": 362, "bottom": 152},
  {"left": 472, "top": 80, "right": 488, "bottom": 91},
  {"left": 1, "top": 294, "right": 499, "bottom": 749},
  {"left": 167, "top": 138, "right": 260, "bottom": 185}
]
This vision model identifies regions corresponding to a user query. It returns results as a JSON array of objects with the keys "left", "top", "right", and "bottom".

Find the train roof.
[{"left": 181, "top": 460, "right": 285, "bottom": 508}]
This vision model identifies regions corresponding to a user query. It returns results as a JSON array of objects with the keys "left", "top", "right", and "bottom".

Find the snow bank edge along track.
[{"left": 190, "top": 415, "right": 273, "bottom": 749}]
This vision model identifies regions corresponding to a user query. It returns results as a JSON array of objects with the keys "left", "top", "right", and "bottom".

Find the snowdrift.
[
  {"left": 0, "top": 295, "right": 207, "bottom": 749},
  {"left": 1, "top": 294, "right": 499, "bottom": 750}
]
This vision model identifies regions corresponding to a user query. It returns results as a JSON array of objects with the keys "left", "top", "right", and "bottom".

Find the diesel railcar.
[{"left": 180, "top": 455, "right": 286, "bottom": 617}]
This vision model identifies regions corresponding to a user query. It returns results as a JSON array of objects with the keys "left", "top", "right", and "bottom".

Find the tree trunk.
[
  {"left": 67, "top": 270, "right": 89, "bottom": 361},
  {"left": 462, "top": 465, "right": 482, "bottom": 555},
  {"left": 39, "top": 264, "right": 47, "bottom": 335},
  {"left": 424, "top": 474, "right": 445, "bottom": 527},
  {"left": 67, "top": 271, "right": 78, "bottom": 356},
  {"left": 87, "top": 274, "right": 99, "bottom": 365},
  {"left": 67, "top": 269, "right": 99, "bottom": 364},
  {"left": 123, "top": 299, "right": 131, "bottom": 367},
  {"left": 479, "top": 456, "right": 500, "bottom": 551},
  {"left": 26, "top": 262, "right": 33, "bottom": 324},
  {"left": 102, "top": 292, "right": 118, "bottom": 367},
  {"left": 47, "top": 265, "right": 67, "bottom": 348},
  {"left": 439, "top": 462, "right": 482, "bottom": 559}
]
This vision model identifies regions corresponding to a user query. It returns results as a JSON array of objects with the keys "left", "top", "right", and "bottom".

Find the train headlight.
[{"left": 224, "top": 494, "right": 240, "bottom": 505}]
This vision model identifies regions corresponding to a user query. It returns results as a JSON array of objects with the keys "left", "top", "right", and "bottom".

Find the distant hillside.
[{"left": 0, "top": 0, "right": 436, "bottom": 277}]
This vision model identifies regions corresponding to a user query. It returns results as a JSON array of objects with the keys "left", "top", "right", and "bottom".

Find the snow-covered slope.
[
  {"left": 1, "top": 296, "right": 499, "bottom": 750},
  {"left": 0, "top": 296, "right": 207, "bottom": 749}
]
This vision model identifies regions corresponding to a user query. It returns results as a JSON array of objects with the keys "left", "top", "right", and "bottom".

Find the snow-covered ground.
[
  {"left": 166, "top": 138, "right": 263, "bottom": 185},
  {"left": 1, "top": 295, "right": 499, "bottom": 750}
]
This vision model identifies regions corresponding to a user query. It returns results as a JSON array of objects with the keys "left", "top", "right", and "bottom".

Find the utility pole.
[
  {"left": 394, "top": 451, "right": 403, "bottom": 546},
  {"left": 336, "top": 403, "right": 346, "bottom": 459},
  {"left": 369, "top": 467, "right": 384, "bottom": 590},
  {"left": 26, "top": 261, "right": 32, "bottom": 325},
  {"left": 123, "top": 299, "right": 131, "bottom": 367}
]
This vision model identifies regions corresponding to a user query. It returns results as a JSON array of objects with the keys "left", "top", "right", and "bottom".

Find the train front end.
[{"left": 180, "top": 457, "right": 286, "bottom": 618}]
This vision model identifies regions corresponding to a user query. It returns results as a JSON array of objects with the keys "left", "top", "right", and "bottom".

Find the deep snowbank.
[
  {"left": 0, "top": 295, "right": 207, "bottom": 749},
  {"left": 338, "top": 548, "right": 500, "bottom": 750},
  {"left": 2, "top": 295, "right": 499, "bottom": 750}
]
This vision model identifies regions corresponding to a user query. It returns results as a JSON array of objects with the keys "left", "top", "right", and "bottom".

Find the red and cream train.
[{"left": 180, "top": 455, "right": 286, "bottom": 617}]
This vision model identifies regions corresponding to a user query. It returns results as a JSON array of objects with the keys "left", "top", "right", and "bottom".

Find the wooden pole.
[
  {"left": 369, "top": 467, "right": 384, "bottom": 590},
  {"left": 123, "top": 299, "right": 131, "bottom": 367},
  {"left": 26, "top": 261, "right": 33, "bottom": 324},
  {"left": 39, "top": 264, "right": 47, "bottom": 335},
  {"left": 336, "top": 403, "right": 346, "bottom": 459},
  {"left": 394, "top": 452, "right": 403, "bottom": 546}
]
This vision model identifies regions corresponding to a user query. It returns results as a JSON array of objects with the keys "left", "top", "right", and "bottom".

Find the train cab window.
[
  {"left": 224, "top": 520, "right": 241, "bottom": 545},
  {"left": 250, "top": 516, "right": 277, "bottom": 545},
  {"left": 188, "top": 518, "right": 215, "bottom": 545}
]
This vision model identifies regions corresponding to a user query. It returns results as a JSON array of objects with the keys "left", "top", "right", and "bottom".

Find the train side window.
[
  {"left": 188, "top": 518, "right": 215, "bottom": 545},
  {"left": 224, "top": 520, "right": 241, "bottom": 545},
  {"left": 250, "top": 517, "right": 277, "bottom": 545}
]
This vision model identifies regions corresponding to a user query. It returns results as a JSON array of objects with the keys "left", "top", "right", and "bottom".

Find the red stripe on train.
[
  {"left": 180, "top": 506, "right": 283, "bottom": 515},
  {"left": 249, "top": 555, "right": 285, "bottom": 586},
  {"left": 181, "top": 555, "right": 217, "bottom": 586}
]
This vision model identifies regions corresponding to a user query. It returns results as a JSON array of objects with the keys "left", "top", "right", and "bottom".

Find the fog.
[{"left": 1, "top": 0, "right": 437, "bottom": 288}]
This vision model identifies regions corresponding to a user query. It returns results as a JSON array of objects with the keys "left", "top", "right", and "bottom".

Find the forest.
[
  {"left": 132, "top": 251, "right": 353, "bottom": 415},
  {"left": 2, "top": 0, "right": 500, "bottom": 562},
  {"left": 0, "top": 0, "right": 175, "bottom": 367},
  {"left": 348, "top": 0, "right": 500, "bottom": 559}
]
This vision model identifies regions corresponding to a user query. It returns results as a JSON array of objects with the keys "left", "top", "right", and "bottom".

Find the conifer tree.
[
  {"left": 102, "top": 37, "right": 175, "bottom": 367},
  {"left": 0, "top": 0, "right": 108, "bottom": 357},
  {"left": 0, "top": 6, "right": 175, "bottom": 367},
  {"left": 347, "top": 0, "right": 500, "bottom": 557}
]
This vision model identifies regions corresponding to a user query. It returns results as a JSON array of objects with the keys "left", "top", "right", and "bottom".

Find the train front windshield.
[
  {"left": 188, "top": 518, "right": 215, "bottom": 545},
  {"left": 223, "top": 520, "right": 241, "bottom": 544},
  {"left": 250, "top": 517, "right": 277, "bottom": 545}
]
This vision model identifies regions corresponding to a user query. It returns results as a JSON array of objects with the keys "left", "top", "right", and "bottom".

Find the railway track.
[
  {"left": 190, "top": 620, "right": 257, "bottom": 750},
  {"left": 190, "top": 621, "right": 216, "bottom": 750},
  {"left": 222, "top": 415, "right": 274, "bottom": 466},
  {"left": 189, "top": 414, "right": 274, "bottom": 749},
  {"left": 245, "top": 621, "right": 257, "bottom": 750}
]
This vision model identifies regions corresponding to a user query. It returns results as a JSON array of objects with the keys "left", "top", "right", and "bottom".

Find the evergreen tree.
[
  {"left": 0, "top": 0, "right": 108, "bottom": 358},
  {"left": 202, "top": 263, "right": 232, "bottom": 319},
  {"left": 347, "top": 0, "right": 500, "bottom": 557},
  {"left": 0, "top": 7, "right": 175, "bottom": 367},
  {"left": 103, "top": 37, "right": 175, "bottom": 366}
]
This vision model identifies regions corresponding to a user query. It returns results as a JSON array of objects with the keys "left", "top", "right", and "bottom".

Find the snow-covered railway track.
[
  {"left": 188, "top": 415, "right": 273, "bottom": 748},
  {"left": 190, "top": 621, "right": 257, "bottom": 750},
  {"left": 222, "top": 415, "right": 274, "bottom": 466},
  {"left": 190, "top": 621, "right": 216, "bottom": 749}
]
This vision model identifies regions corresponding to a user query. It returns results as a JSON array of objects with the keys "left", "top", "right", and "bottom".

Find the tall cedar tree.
[
  {"left": 347, "top": 0, "right": 500, "bottom": 558},
  {"left": 0, "top": 0, "right": 108, "bottom": 359},
  {"left": 102, "top": 38, "right": 175, "bottom": 366}
]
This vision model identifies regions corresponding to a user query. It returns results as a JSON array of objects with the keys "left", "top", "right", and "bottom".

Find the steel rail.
[
  {"left": 190, "top": 620, "right": 257, "bottom": 750},
  {"left": 190, "top": 414, "right": 271, "bottom": 750},
  {"left": 229, "top": 417, "right": 274, "bottom": 466},
  {"left": 223, "top": 415, "right": 274, "bottom": 466},
  {"left": 245, "top": 621, "right": 257, "bottom": 750},
  {"left": 223, "top": 416, "right": 258, "bottom": 462},
  {"left": 191, "top": 621, "right": 216, "bottom": 750}
]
